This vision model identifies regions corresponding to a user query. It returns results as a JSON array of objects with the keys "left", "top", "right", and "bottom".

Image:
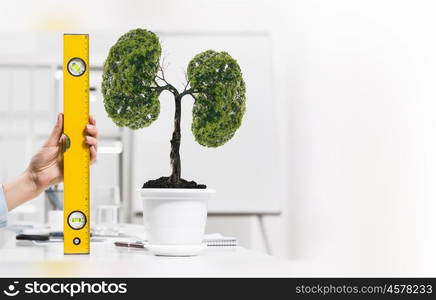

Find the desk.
[
  {"left": 4, "top": 229, "right": 431, "bottom": 277},
  {"left": 0, "top": 229, "right": 294, "bottom": 277}
]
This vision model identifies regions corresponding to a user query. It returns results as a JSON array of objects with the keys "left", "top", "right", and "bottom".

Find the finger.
[
  {"left": 90, "top": 145, "right": 97, "bottom": 164},
  {"left": 85, "top": 124, "right": 98, "bottom": 138},
  {"left": 89, "top": 115, "right": 96, "bottom": 126},
  {"left": 58, "top": 134, "right": 67, "bottom": 154},
  {"left": 85, "top": 136, "right": 97, "bottom": 147},
  {"left": 45, "top": 113, "right": 64, "bottom": 146}
]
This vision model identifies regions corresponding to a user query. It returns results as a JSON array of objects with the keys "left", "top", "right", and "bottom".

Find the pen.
[{"left": 16, "top": 234, "right": 50, "bottom": 241}]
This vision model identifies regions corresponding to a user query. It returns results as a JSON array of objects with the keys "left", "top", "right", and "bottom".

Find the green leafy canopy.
[
  {"left": 102, "top": 29, "right": 246, "bottom": 148},
  {"left": 101, "top": 29, "right": 161, "bottom": 129},
  {"left": 188, "top": 50, "right": 246, "bottom": 147}
]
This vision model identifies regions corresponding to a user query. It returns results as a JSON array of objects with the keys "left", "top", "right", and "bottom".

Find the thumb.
[{"left": 44, "top": 113, "right": 64, "bottom": 146}]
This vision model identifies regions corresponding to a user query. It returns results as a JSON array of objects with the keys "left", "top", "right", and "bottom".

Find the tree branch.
[
  {"left": 183, "top": 80, "right": 190, "bottom": 92},
  {"left": 153, "top": 59, "right": 199, "bottom": 99},
  {"left": 162, "top": 84, "right": 179, "bottom": 95},
  {"left": 154, "top": 61, "right": 180, "bottom": 96},
  {"left": 152, "top": 78, "right": 163, "bottom": 88},
  {"left": 180, "top": 88, "right": 196, "bottom": 98},
  {"left": 190, "top": 93, "right": 198, "bottom": 102}
]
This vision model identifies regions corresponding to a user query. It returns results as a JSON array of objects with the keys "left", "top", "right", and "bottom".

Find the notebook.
[
  {"left": 202, "top": 233, "right": 238, "bottom": 247},
  {"left": 114, "top": 233, "right": 238, "bottom": 249},
  {"left": 118, "top": 226, "right": 238, "bottom": 247}
]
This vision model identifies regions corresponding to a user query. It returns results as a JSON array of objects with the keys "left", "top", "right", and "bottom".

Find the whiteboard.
[{"left": 131, "top": 33, "right": 283, "bottom": 213}]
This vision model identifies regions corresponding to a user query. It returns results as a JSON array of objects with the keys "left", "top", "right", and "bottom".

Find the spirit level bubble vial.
[{"left": 63, "top": 34, "right": 90, "bottom": 254}]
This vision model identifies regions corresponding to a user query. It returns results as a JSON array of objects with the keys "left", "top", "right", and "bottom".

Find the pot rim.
[{"left": 140, "top": 188, "right": 215, "bottom": 200}]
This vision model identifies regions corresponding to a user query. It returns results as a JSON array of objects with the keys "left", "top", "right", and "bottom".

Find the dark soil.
[{"left": 142, "top": 176, "right": 207, "bottom": 189}]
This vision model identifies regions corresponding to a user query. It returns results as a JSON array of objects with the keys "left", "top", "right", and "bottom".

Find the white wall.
[
  {"left": 0, "top": 0, "right": 290, "bottom": 257},
  {"left": 279, "top": 0, "right": 436, "bottom": 275}
]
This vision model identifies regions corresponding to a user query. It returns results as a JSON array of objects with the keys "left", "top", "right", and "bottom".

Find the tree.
[{"left": 102, "top": 29, "right": 246, "bottom": 188}]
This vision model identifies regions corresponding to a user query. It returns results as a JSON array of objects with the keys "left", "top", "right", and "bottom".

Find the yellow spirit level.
[{"left": 63, "top": 34, "right": 90, "bottom": 254}]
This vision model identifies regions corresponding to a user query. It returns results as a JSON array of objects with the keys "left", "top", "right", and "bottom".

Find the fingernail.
[
  {"left": 54, "top": 114, "right": 61, "bottom": 128},
  {"left": 86, "top": 124, "right": 93, "bottom": 130}
]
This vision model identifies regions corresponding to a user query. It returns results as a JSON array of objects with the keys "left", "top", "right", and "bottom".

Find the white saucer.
[{"left": 145, "top": 244, "right": 207, "bottom": 256}]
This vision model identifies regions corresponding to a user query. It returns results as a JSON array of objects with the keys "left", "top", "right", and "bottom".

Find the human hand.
[{"left": 27, "top": 113, "right": 98, "bottom": 192}]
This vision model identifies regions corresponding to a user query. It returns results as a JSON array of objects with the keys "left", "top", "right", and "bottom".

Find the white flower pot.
[{"left": 140, "top": 188, "right": 215, "bottom": 256}]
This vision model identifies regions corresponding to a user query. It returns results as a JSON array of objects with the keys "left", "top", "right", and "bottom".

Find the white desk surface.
[
  {"left": 0, "top": 229, "right": 295, "bottom": 277},
  {"left": 4, "top": 228, "right": 434, "bottom": 277}
]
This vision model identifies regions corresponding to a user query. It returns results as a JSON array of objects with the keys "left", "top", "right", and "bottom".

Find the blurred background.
[{"left": 1, "top": 0, "right": 436, "bottom": 276}]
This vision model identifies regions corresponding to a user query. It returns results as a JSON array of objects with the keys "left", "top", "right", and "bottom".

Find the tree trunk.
[{"left": 169, "top": 95, "right": 182, "bottom": 183}]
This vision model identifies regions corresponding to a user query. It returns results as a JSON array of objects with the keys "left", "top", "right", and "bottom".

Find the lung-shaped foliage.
[
  {"left": 102, "top": 29, "right": 161, "bottom": 129},
  {"left": 188, "top": 50, "right": 246, "bottom": 147}
]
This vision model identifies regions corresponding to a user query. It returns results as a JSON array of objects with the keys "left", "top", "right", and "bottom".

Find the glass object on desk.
[
  {"left": 44, "top": 186, "right": 63, "bottom": 231},
  {"left": 94, "top": 186, "right": 120, "bottom": 236}
]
